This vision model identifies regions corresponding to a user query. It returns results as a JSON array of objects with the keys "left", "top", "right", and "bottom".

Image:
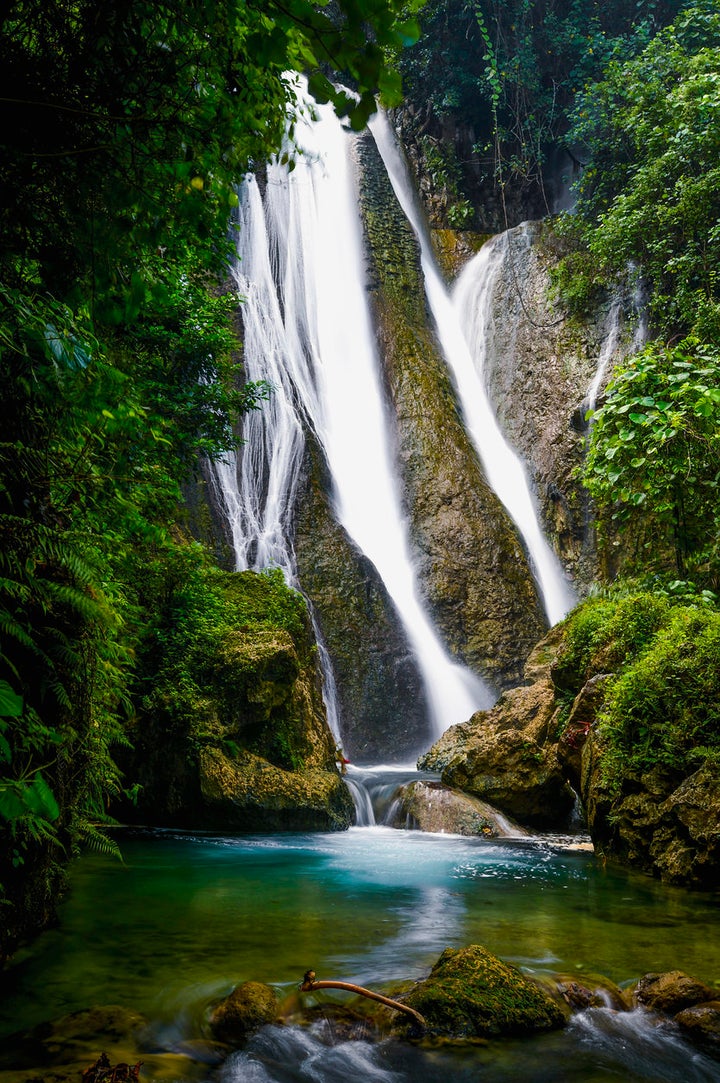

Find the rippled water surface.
[{"left": 2, "top": 824, "right": 720, "bottom": 1081}]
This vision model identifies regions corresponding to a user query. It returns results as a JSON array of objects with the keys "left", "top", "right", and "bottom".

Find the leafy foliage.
[
  {"left": 584, "top": 338, "right": 720, "bottom": 579},
  {"left": 558, "top": 589, "right": 720, "bottom": 787},
  {"left": 562, "top": 2, "right": 720, "bottom": 338},
  {"left": 397, "top": 0, "right": 683, "bottom": 211},
  {"left": 0, "top": 0, "right": 419, "bottom": 955},
  {"left": 599, "top": 606, "right": 720, "bottom": 784}
]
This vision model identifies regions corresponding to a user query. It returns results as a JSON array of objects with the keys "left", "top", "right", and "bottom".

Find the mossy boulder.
[
  {"left": 199, "top": 748, "right": 354, "bottom": 832},
  {"left": 675, "top": 1002, "right": 720, "bottom": 1053},
  {"left": 401, "top": 945, "right": 566, "bottom": 1038},
  {"left": 209, "top": 981, "right": 280, "bottom": 1045},
  {"left": 118, "top": 561, "right": 351, "bottom": 832},
  {"left": 631, "top": 970, "right": 716, "bottom": 1015}
]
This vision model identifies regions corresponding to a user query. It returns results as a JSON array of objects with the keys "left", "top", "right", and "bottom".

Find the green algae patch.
[{"left": 402, "top": 946, "right": 566, "bottom": 1039}]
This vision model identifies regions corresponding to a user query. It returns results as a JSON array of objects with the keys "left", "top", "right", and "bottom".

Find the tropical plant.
[{"left": 584, "top": 338, "right": 720, "bottom": 579}]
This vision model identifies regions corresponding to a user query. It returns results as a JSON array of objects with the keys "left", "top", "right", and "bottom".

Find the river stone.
[
  {"left": 209, "top": 982, "right": 280, "bottom": 1044},
  {"left": 631, "top": 971, "right": 716, "bottom": 1015},
  {"left": 441, "top": 726, "right": 575, "bottom": 829},
  {"left": 387, "top": 779, "right": 526, "bottom": 837},
  {"left": 199, "top": 748, "right": 354, "bottom": 831},
  {"left": 675, "top": 1001, "right": 720, "bottom": 1052},
  {"left": 0, "top": 1006, "right": 147, "bottom": 1072},
  {"left": 401, "top": 945, "right": 566, "bottom": 1038}
]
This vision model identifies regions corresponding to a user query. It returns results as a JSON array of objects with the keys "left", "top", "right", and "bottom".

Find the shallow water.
[{"left": 1, "top": 824, "right": 720, "bottom": 1081}]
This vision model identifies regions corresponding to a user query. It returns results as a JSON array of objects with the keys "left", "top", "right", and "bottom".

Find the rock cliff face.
[
  {"left": 461, "top": 221, "right": 640, "bottom": 590},
  {"left": 293, "top": 441, "right": 433, "bottom": 763},
  {"left": 353, "top": 129, "right": 546, "bottom": 691}
]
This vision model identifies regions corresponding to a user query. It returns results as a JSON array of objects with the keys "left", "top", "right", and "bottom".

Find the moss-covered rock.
[
  {"left": 675, "top": 1002, "right": 720, "bottom": 1053},
  {"left": 441, "top": 724, "right": 575, "bottom": 829},
  {"left": 419, "top": 626, "right": 574, "bottom": 830},
  {"left": 198, "top": 748, "right": 353, "bottom": 831},
  {"left": 630, "top": 970, "right": 716, "bottom": 1015},
  {"left": 400, "top": 945, "right": 566, "bottom": 1038},
  {"left": 118, "top": 558, "right": 350, "bottom": 832},
  {"left": 209, "top": 981, "right": 280, "bottom": 1045}
]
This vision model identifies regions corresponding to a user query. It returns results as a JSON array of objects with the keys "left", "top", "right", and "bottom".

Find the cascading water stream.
[
  {"left": 369, "top": 113, "right": 576, "bottom": 628},
  {"left": 583, "top": 298, "right": 624, "bottom": 420},
  {"left": 210, "top": 94, "right": 492, "bottom": 744},
  {"left": 583, "top": 266, "right": 648, "bottom": 423}
]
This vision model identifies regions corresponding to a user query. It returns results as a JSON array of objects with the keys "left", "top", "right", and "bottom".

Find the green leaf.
[{"left": 0, "top": 681, "right": 23, "bottom": 718}]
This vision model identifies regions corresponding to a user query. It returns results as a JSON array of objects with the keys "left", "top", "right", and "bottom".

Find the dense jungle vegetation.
[
  {"left": 1, "top": 0, "right": 719, "bottom": 956},
  {"left": 0, "top": 0, "right": 417, "bottom": 959}
]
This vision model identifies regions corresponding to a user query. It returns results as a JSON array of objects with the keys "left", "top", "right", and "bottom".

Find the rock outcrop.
[
  {"left": 418, "top": 628, "right": 576, "bottom": 830},
  {"left": 437, "top": 601, "right": 720, "bottom": 887},
  {"left": 120, "top": 568, "right": 353, "bottom": 833},
  {"left": 387, "top": 779, "right": 526, "bottom": 837},
  {"left": 354, "top": 129, "right": 547, "bottom": 690},
  {"left": 198, "top": 748, "right": 353, "bottom": 832},
  {"left": 293, "top": 441, "right": 433, "bottom": 762}
]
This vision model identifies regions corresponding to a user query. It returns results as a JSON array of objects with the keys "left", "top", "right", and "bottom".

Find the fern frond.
[{"left": 74, "top": 818, "right": 122, "bottom": 861}]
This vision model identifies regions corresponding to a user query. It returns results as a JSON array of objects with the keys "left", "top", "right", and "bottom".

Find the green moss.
[
  {"left": 403, "top": 945, "right": 565, "bottom": 1038},
  {"left": 599, "top": 606, "right": 720, "bottom": 788},
  {"left": 555, "top": 585, "right": 720, "bottom": 789}
]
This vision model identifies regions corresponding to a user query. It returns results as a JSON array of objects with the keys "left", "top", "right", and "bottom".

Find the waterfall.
[
  {"left": 210, "top": 95, "right": 492, "bottom": 743},
  {"left": 583, "top": 299, "right": 624, "bottom": 420},
  {"left": 583, "top": 268, "right": 649, "bottom": 424},
  {"left": 369, "top": 113, "right": 576, "bottom": 628}
]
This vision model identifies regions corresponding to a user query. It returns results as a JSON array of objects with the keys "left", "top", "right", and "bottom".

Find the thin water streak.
[{"left": 369, "top": 113, "right": 576, "bottom": 627}]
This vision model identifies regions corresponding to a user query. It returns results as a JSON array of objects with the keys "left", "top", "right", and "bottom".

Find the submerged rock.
[
  {"left": 387, "top": 779, "right": 526, "bottom": 837},
  {"left": 0, "top": 1006, "right": 147, "bottom": 1070},
  {"left": 209, "top": 982, "right": 280, "bottom": 1045},
  {"left": 631, "top": 970, "right": 716, "bottom": 1015},
  {"left": 400, "top": 945, "right": 566, "bottom": 1038}
]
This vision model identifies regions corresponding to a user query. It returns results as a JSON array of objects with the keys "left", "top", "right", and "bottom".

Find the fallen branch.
[{"left": 300, "top": 969, "right": 426, "bottom": 1030}]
